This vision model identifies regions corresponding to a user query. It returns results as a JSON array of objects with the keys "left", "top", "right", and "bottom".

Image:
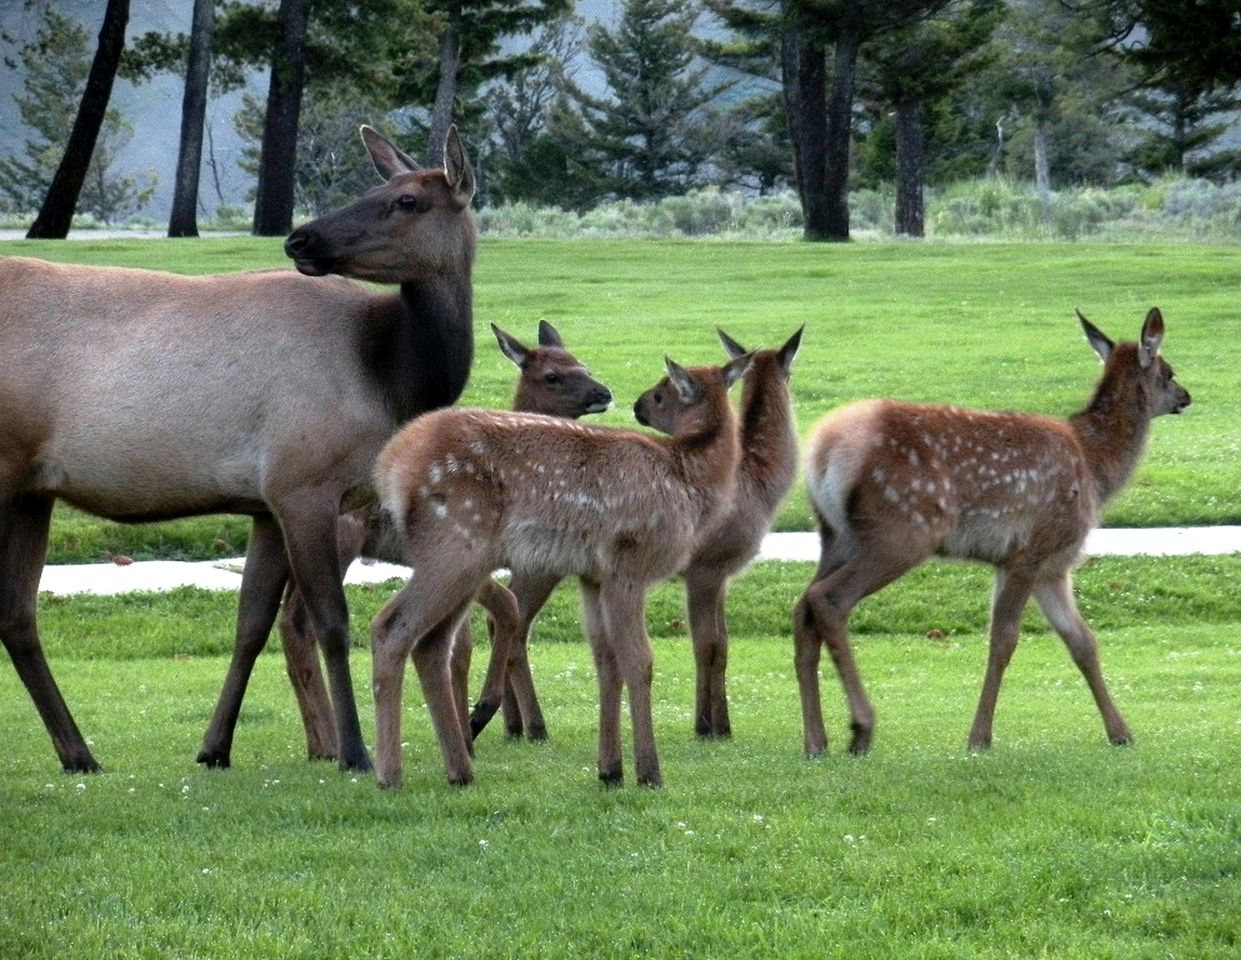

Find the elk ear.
[
  {"left": 665, "top": 357, "right": 701, "bottom": 404},
  {"left": 537, "top": 319, "right": 565, "bottom": 349},
  {"left": 777, "top": 325, "right": 804, "bottom": 377},
  {"left": 722, "top": 351, "right": 755, "bottom": 389},
  {"left": 1138, "top": 307, "right": 1164, "bottom": 369},
  {"left": 491, "top": 323, "right": 530, "bottom": 368},
  {"left": 1077, "top": 309, "right": 1113, "bottom": 363},
  {"left": 717, "top": 328, "right": 747, "bottom": 360},
  {"left": 444, "top": 125, "right": 476, "bottom": 207},
  {"left": 360, "top": 125, "right": 420, "bottom": 180}
]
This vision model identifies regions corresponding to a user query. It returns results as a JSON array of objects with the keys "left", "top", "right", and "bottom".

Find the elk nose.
[
  {"left": 595, "top": 387, "right": 613, "bottom": 407},
  {"left": 284, "top": 229, "right": 311, "bottom": 258},
  {"left": 633, "top": 400, "right": 648, "bottom": 426}
]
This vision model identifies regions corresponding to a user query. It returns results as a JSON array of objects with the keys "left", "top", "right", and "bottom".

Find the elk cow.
[
  {"left": 795, "top": 309, "right": 1190, "bottom": 757},
  {"left": 277, "top": 320, "right": 612, "bottom": 759},
  {"left": 371, "top": 351, "right": 753, "bottom": 788},
  {"left": 0, "top": 125, "right": 476, "bottom": 774},
  {"left": 486, "top": 327, "right": 803, "bottom": 742}
]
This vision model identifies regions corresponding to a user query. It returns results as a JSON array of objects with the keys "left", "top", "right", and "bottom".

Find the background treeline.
[{"left": 0, "top": 0, "right": 1238, "bottom": 240}]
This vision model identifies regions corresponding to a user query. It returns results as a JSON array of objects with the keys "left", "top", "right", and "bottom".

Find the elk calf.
[
  {"left": 795, "top": 309, "right": 1190, "bottom": 757},
  {"left": 371, "top": 352, "right": 752, "bottom": 788},
  {"left": 277, "top": 320, "right": 612, "bottom": 758},
  {"left": 488, "top": 327, "right": 803, "bottom": 742}
]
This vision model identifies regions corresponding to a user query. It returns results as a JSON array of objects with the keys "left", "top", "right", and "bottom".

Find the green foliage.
[
  {"left": 553, "top": 0, "right": 725, "bottom": 202},
  {"left": 3, "top": 558, "right": 1240, "bottom": 958},
  {"left": 0, "top": 8, "right": 156, "bottom": 222}
]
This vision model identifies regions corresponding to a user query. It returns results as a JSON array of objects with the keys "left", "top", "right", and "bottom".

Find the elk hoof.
[
  {"left": 61, "top": 755, "right": 104, "bottom": 774},
  {"left": 337, "top": 751, "right": 373, "bottom": 774},
  {"left": 526, "top": 724, "right": 549, "bottom": 742},
  {"left": 598, "top": 768, "right": 624, "bottom": 788},
  {"left": 196, "top": 749, "right": 231, "bottom": 769},
  {"left": 848, "top": 724, "right": 873, "bottom": 755}
]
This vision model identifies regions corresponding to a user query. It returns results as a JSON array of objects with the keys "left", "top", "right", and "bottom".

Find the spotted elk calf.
[
  {"left": 485, "top": 327, "right": 803, "bottom": 742},
  {"left": 370, "top": 352, "right": 753, "bottom": 788},
  {"left": 795, "top": 309, "right": 1190, "bottom": 757},
  {"left": 277, "top": 320, "right": 612, "bottom": 758}
]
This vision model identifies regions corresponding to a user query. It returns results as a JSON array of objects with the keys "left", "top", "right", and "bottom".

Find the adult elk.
[
  {"left": 277, "top": 320, "right": 613, "bottom": 759},
  {"left": 0, "top": 125, "right": 476, "bottom": 774},
  {"left": 795, "top": 309, "right": 1190, "bottom": 757},
  {"left": 371, "top": 351, "right": 753, "bottom": 788},
  {"left": 486, "top": 328, "right": 803, "bottom": 742}
]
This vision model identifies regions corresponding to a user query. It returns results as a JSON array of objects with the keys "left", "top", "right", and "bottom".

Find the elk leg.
[
  {"left": 450, "top": 617, "right": 474, "bottom": 754},
  {"left": 469, "top": 579, "right": 520, "bottom": 740},
  {"left": 503, "top": 572, "right": 559, "bottom": 741},
  {"left": 274, "top": 511, "right": 370, "bottom": 761},
  {"left": 278, "top": 497, "right": 370, "bottom": 773},
  {"left": 373, "top": 564, "right": 483, "bottom": 787},
  {"left": 581, "top": 578, "right": 623, "bottom": 785},
  {"left": 968, "top": 568, "right": 1037, "bottom": 751},
  {"left": 1034, "top": 573, "right": 1132, "bottom": 746},
  {"left": 411, "top": 602, "right": 477, "bottom": 786},
  {"left": 793, "top": 590, "right": 829, "bottom": 758},
  {"left": 277, "top": 582, "right": 336, "bottom": 761},
  {"left": 1, "top": 493, "right": 100, "bottom": 773},
  {"left": 603, "top": 580, "right": 661, "bottom": 788},
  {"left": 198, "top": 513, "right": 290, "bottom": 768},
  {"left": 795, "top": 545, "right": 921, "bottom": 757},
  {"left": 685, "top": 567, "right": 731, "bottom": 738}
]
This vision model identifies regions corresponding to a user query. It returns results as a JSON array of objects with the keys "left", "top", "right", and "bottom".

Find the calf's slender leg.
[{"left": 1033, "top": 573, "right": 1132, "bottom": 746}]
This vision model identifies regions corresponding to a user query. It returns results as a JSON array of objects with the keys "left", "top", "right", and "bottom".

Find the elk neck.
[
  {"left": 670, "top": 392, "right": 743, "bottom": 513},
  {"left": 364, "top": 273, "right": 475, "bottom": 424},
  {"left": 738, "top": 357, "right": 798, "bottom": 501},
  {"left": 1067, "top": 347, "right": 1152, "bottom": 505}
]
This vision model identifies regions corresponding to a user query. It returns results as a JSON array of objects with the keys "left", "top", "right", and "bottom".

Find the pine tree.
[{"left": 557, "top": 0, "right": 725, "bottom": 201}]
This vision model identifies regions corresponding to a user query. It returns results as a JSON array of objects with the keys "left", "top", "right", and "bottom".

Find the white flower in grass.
[{"left": 479, "top": 839, "right": 490, "bottom": 851}]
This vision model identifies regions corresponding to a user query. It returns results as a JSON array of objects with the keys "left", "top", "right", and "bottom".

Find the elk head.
[
  {"left": 492, "top": 320, "right": 613, "bottom": 418},
  {"left": 284, "top": 125, "right": 476, "bottom": 284},
  {"left": 1077, "top": 307, "right": 1191, "bottom": 418},
  {"left": 634, "top": 354, "right": 753, "bottom": 439}
]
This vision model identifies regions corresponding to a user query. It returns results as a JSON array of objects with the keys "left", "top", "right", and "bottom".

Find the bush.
[{"left": 474, "top": 178, "right": 1241, "bottom": 243}]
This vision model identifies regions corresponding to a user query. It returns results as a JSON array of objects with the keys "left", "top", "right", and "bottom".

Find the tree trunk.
[
  {"left": 169, "top": 0, "right": 214, "bottom": 238},
  {"left": 821, "top": 6, "right": 861, "bottom": 242},
  {"left": 426, "top": 3, "right": 463, "bottom": 167},
  {"left": 1032, "top": 116, "right": 1050, "bottom": 194},
  {"left": 26, "top": 0, "right": 129, "bottom": 239},
  {"left": 894, "top": 97, "right": 925, "bottom": 238},
  {"left": 780, "top": 7, "right": 829, "bottom": 240},
  {"left": 252, "top": 0, "right": 309, "bottom": 236}
]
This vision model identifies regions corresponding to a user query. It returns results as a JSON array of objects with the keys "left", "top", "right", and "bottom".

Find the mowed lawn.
[
  {"left": 1, "top": 237, "right": 1239, "bottom": 957},
  {"left": 2, "top": 236, "right": 1237, "bottom": 562},
  {"left": 1, "top": 557, "right": 1239, "bottom": 958}
]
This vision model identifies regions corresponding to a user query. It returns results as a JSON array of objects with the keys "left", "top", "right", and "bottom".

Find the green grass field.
[
  {"left": 1, "top": 236, "right": 1237, "bottom": 562},
  {"left": 2, "top": 558, "right": 1239, "bottom": 958},
  {"left": 2, "top": 237, "right": 1239, "bottom": 957}
]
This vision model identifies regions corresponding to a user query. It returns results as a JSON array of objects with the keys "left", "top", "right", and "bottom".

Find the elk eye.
[
  {"left": 652, "top": 391, "right": 664, "bottom": 404},
  {"left": 544, "top": 372, "right": 561, "bottom": 385},
  {"left": 396, "top": 194, "right": 427, "bottom": 213}
]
